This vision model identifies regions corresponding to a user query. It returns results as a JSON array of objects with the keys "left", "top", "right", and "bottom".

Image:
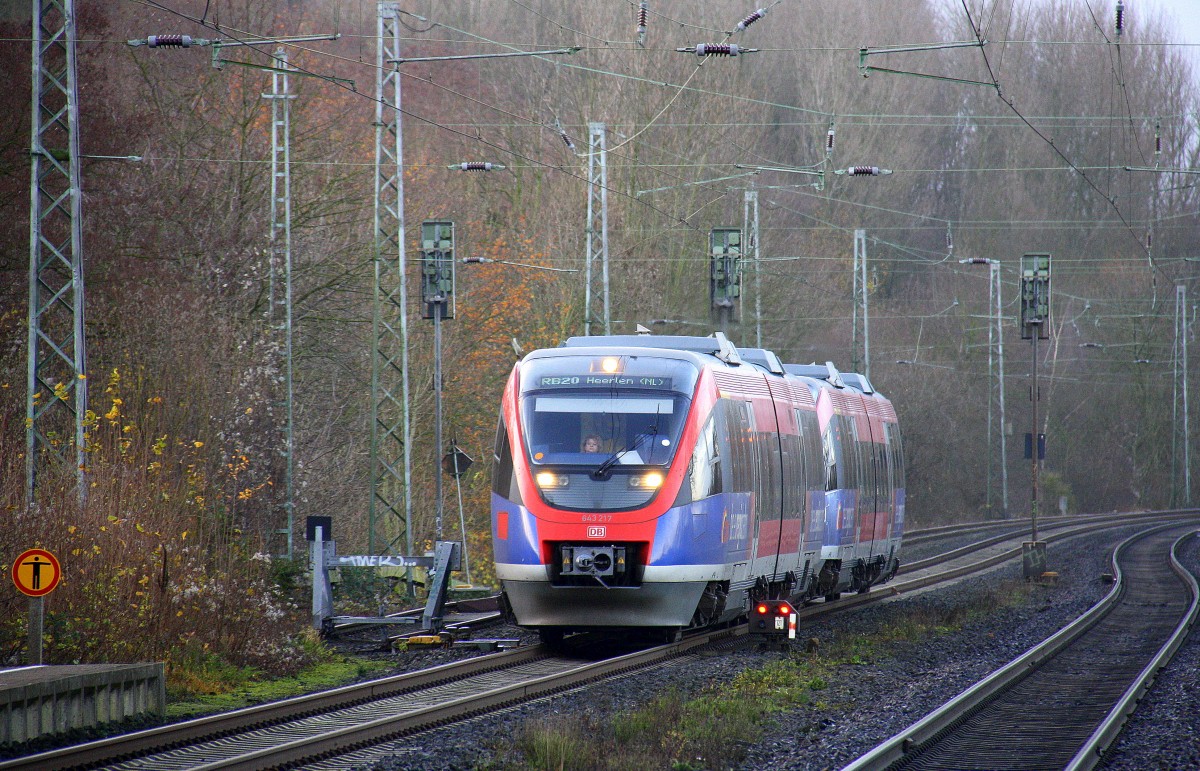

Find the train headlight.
[
  {"left": 628, "top": 471, "right": 664, "bottom": 489},
  {"left": 590, "top": 356, "right": 624, "bottom": 374},
  {"left": 536, "top": 472, "right": 570, "bottom": 489}
]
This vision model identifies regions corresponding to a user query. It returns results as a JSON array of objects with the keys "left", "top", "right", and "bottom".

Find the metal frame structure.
[
  {"left": 370, "top": 2, "right": 413, "bottom": 559},
  {"left": 709, "top": 227, "right": 742, "bottom": 332},
  {"left": 1173, "top": 284, "right": 1191, "bottom": 506},
  {"left": 584, "top": 122, "right": 610, "bottom": 336},
  {"left": 961, "top": 258, "right": 1009, "bottom": 519},
  {"left": 264, "top": 47, "right": 296, "bottom": 558},
  {"left": 985, "top": 260, "right": 1009, "bottom": 519},
  {"left": 743, "top": 189, "right": 761, "bottom": 347},
  {"left": 420, "top": 220, "right": 455, "bottom": 541},
  {"left": 852, "top": 229, "right": 870, "bottom": 378},
  {"left": 1019, "top": 252, "right": 1050, "bottom": 550},
  {"left": 27, "top": 0, "right": 87, "bottom": 507}
]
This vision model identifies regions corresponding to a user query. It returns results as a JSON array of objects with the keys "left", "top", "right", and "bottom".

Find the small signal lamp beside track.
[{"left": 749, "top": 599, "right": 797, "bottom": 639}]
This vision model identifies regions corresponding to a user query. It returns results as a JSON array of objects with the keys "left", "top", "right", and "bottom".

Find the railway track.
[
  {"left": 845, "top": 521, "right": 1200, "bottom": 771},
  {"left": 3, "top": 510, "right": 1193, "bottom": 771}
]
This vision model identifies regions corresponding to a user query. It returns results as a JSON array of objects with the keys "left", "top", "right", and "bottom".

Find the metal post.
[
  {"left": 453, "top": 456, "right": 471, "bottom": 584},
  {"left": 421, "top": 220, "right": 454, "bottom": 544},
  {"left": 370, "top": 2, "right": 413, "bottom": 558},
  {"left": 1030, "top": 326, "right": 1040, "bottom": 541},
  {"left": 433, "top": 308, "right": 443, "bottom": 540},
  {"left": 310, "top": 526, "right": 333, "bottom": 630},
  {"left": 264, "top": 47, "right": 295, "bottom": 558},
  {"left": 1174, "top": 284, "right": 1191, "bottom": 505},
  {"left": 853, "top": 229, "right": 869, "bottom": 377},
  {"left": 27, "top": 0, "right": 87, "bottom": 508},
  {"left": 1019, "top": 253, "right": 1050, "bottom": 577},
  {"left": 985, "top": 263, "right": 995, "bottom": 514},
  {"left": 27, "top": 597, "right": 44, "bottom": 666},
  {"left": 744, "top": 189, "right": 761, "bottom": 347},
  {"left": 585, "top": 122, "right": 609, "bottom": 336},
  {"left": 994, "top": 261, "right": 1009, "bottom": 518}
]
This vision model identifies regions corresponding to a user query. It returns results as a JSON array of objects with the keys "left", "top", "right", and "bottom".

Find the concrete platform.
[{"left": 0, "top": 663, "right": 164, "bottom": 744}]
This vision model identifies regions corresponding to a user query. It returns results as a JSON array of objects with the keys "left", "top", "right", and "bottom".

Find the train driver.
[{"left": 581, "top": 434, "right": 602, "bottom": 453}]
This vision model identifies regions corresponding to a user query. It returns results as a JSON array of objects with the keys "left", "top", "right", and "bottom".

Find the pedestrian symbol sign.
[{"left": 11, "top": 549, "right": 62, "bottom": 597}]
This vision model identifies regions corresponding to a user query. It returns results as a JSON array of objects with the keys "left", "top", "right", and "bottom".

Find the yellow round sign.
[{"left": 11, "top": 549, "right": 62, "bottom": 597}]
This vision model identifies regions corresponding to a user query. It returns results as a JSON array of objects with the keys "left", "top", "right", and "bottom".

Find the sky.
[{"left": 1134, "top": 0, "right": 1200, "bottom": 68}]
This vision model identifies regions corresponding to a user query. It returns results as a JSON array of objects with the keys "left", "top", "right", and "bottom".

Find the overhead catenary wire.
[{"left": 121, "top": 0, "right": 1198, "bottom": 298}]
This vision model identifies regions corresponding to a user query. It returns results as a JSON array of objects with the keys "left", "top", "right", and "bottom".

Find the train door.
[
  {"left": 763, "top": 378, "right": 800, "bottom": 581},
  {"left": 716, "top": 398, "right": 756, "bottom": 585}
]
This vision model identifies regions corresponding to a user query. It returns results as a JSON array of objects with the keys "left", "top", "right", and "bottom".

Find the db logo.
[{"left": 587, "top": 526, "right": 606, "bottom": 538}]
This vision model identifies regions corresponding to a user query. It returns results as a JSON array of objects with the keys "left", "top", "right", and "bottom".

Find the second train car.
[{"left": 490, "top": 332, "right": 904, "bottom": 643}]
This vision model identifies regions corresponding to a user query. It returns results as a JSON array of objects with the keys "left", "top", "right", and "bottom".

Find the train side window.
[
  {"left": 689, "top": 413, "right": 722, "bottom": 500},
  {"left": 889, "top": 422, "right": 906, "bottom": 488},
  {"left": 841, "top": 415, "right": 861, "bottom": 495},
  {"left": 492, "top": 416, "right": 519, "bottom": 503},
  {"left": 720, "top": 400, "right": 757, "bottom": 494},
  {"left": 822, "top": 421, "right": 839, "bottom": 492},
  {"left": 798, "top": 409, "right": 823, "bottom": 491},
  {"left": 781, "top": 428, "right": 804, "bottom": 520}
]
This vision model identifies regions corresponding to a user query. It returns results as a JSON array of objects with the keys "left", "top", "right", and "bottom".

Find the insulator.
[
  {"left": 695, "top": 43, "right": 741, "bottom": 56},
  {"left": 1146, "top": 230, "right": 1153, "bottom": 249},
  {"left": 458, "top": 162, "right": 494, "bottom": 171},
  {"left": 560, "top": 130, "right": 576, "bottom": 151},
  {"left": 1115, "top": 1, "right": 1125, "bottom": 37},
  {"left": 946, "top": 225, "right": 954, "bottom": 252},
  {"left": 736, "top": 8, "right": 767, "bottom": 31},
  {"left": 825, "top": 125, "right": 836, "bottom": 153},
  {"left": 637, "top": 1, "right": 648, "bottom": 41},
  {"left": 848, "top": 165, "right": 880, "bottom": 176},
  {"left": 147, "top": 34, "right": 193, "bottom": 48},
  {"left": 1155, "top": 120, "right": 1162, "bottom": 155}
]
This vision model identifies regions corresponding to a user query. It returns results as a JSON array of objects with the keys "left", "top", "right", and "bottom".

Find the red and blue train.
[{"left": 490, "top": 332, "right": 905, "bottom": 643}]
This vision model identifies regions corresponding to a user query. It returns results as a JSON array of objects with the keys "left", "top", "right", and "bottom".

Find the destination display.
[{"left": 537, "top": 375, "right": 672, "bottom": 388}]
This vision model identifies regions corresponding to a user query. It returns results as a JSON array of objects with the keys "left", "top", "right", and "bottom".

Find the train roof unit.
[{"left": 559, "top": 332, "right": 743, "bottom": 365}]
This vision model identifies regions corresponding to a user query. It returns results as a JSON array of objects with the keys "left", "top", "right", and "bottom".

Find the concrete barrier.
[{"left": 0, "top": 663, "right": 165, "bottom": 744}]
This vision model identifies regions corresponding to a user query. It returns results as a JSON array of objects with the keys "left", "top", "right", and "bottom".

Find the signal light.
[{"left": 749, "top": 599, "right": 798, "bottom": 639}]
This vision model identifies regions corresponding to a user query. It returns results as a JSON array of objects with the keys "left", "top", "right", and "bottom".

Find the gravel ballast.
[{"left": 349, "top": 523, "right": 1200, "bottom": 770}]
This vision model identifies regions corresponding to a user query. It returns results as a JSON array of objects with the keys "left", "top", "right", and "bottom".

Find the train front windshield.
[{"left": 519, "top": 356, "right": 697, "bottom": 469}]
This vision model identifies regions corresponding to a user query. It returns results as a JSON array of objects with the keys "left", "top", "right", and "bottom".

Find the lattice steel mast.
[
  {"left": 852, "top": 229, "right": 869, "bottom": 377},
  {"left": 584, "top": 122, "right": 609, "bottom": 336},
  {"left": 27, "top": 0, "right": 87, "bottom": 507},
  {"left": 743, "top": 189, "right": 760, "bottom": 347},
  {"left": 264, "top": 47, "right": 295, "bottom": 557},
  {"left": 369, "top": 2, "right": 413, "bottom": 557},
  {"left": 1173, "top": 284, "right": 1191, "bottom": 505}
]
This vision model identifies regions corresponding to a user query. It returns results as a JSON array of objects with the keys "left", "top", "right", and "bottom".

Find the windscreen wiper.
[{"left": 592, "top": 425, "right": 656, "bottom": 480}]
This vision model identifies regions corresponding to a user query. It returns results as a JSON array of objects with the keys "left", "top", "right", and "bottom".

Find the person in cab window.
[{"left": 582, "top": 434, "right": 602, "bottom": 453}]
